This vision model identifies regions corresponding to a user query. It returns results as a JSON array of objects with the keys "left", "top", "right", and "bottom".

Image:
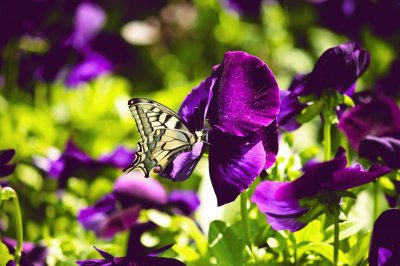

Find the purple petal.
[
  {"left": 161, "top": 142, "right": 205, "bottom": 181},
  {"left": 0, "top": 149, "right": 15, "bottom": 166},
  {"left": 178, "top": 76, "right": 215, "bottom": 132},
  {"left": 325, "top": 164, "right": 391, "bottom": 191},
  {"left": 208, "top": 51, "right": 280, "bottom": 137},
  {"left": 251, "top": 181, "right": 308, "bottom": 232},
  {"left": 277, "top": 90, "right": 306, "bottom": 131},
  {"left": 259, "top": 120, "right": 279, "bottom": 169},
  {"left": 66, "top": 51, "right": 113, "bottom": 88},
  {"left": 168, "top": 190, "right": 200, "bottom": 215},
  {"left": 306, "top": 41, "right": 370, "bottom": 95},
  {"left": 359, "top": 136, "right": 400, "bottom": 169},
  {"left": 369, "top": 209, "right": 400, "bottom": 266},
  {"left": 127, "top": 223, "right": 158, "bottom": 256},
  {"left": 276, "top": 148, "right": 347, "bottom": 200},
  {"left": 6, "top": 261, "right": 16, "bottom": 266},
  {"left": 0, "top": 164, "right": 16, "bottom": 177},
  {"left": 2, "top": 237, "right": 47, "bottom": 266},
  {"left": 98, "top": 146, "right": 136, "bottom": 169},
  {"left": 113, "top": 172, "right": 168, "bottom": 209},
  {"left": 67, "top": 2, "right": 106, "bottom": 49},
  {"left": 78, "top": 194, "right": 117, "bottom": 233},
  {"left": 375, "top": 59, "right": 400, "bottom": 100},
  {"left": 126, "top": 256, "right": 186, "bottom": 266},
  {"left": 98, "top": 205, "right": 141, "bottom": 239},
  {"left": 208, "top": 129, "right": 267, "bottom": 206},
  {"left": 338, "top": 98, "right": 400, "bottom": 149},
  {"left": 222, "top": 0, "right": 263, "bottom": 17}
]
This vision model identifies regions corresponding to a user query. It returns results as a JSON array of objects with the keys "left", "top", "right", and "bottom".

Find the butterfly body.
[{"left": 125, "top": 98, "right": 206, "bottom": 177}]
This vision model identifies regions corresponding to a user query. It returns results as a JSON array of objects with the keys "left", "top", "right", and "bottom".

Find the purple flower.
[
  {"left": 78, "top": 172, "right": 199, "bottom": 239},
  {"left": 76, "top": 246, "right": 185, "bottom": 266},
  {"left": 251, "top": 148, "right": 391, "bottom": 232},
  {"left": 375, "top": 59, "right": 400, "bottom": 100},
  {"left": 338, "top": 98, "right": 400, "bottom": 169},
  {"left": 278, "top": 42, "right": 370, "bottom": 131},
  {"left": 221, "top": 0, "right": 264, "bottom": 18},
  {"left": 369, "top": 209, "right": 400, "bottom": 266},
  {"left": 3, "top": 237, "right": 47, "bottom": 266},
  {"left": 161, "top": 51, "right": 280, "bottom": 206},
  {"left": 35, "top": 140, "right": 135, "bottom": 188},
  {"left": 0, "top": 149, "right": 16, "bottom": 178}
]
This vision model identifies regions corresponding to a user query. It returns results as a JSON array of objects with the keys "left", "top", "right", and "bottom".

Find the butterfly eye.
[{"left": 153, "top": 165, "right": 162, "bottom": 173}]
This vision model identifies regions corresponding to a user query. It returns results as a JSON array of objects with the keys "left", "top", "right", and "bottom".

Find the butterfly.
[{"left": 124, "top": 98, "right": 207, "bottom": 177}]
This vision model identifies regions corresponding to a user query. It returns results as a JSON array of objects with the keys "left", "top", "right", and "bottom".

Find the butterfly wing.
[{"left": 126, "top": 98, "right": 196, "bottom": 177}]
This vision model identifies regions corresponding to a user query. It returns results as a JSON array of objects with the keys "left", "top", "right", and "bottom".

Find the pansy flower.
[
  {"left": 77, "top": 245, "right": 185, "bottom": 266},
  {"left": 78, "top": 172, "right": 200, "bottom": 239},
  {"left": 221, "top": 0, "right": 264, "bottom": 18},
  {"left": 159, "top": 51, "right": 280, "bottom": 206},
  {"left": 369, "top": 209, "right": 400, "bottom": 266},
  {"left": 0, "top": 149, "right": 16, "bottom": 178},
  {"left": 278, "top": 41, "right": 370, "bottom": 131},
  {"left": 251, "top": 147, "right": 391, "bottom": 232},
  {"left": 3, "top": 237, "right": 47, "bottom": 266},
  {"left": 35, "top": 140, "right": 135, "bottom": 189},
  {"left": 338, "top": 98, "right": 400, "bottom": 169}
]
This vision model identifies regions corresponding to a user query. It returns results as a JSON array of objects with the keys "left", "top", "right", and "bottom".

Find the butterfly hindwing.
[{"left": 126, "top": 98, "right": 197, "bottom": 177}]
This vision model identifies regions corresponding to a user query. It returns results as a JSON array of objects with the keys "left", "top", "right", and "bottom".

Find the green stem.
[
  {"left": 1, "top": 187, "right": 23, "bottom": 265},
  {"left": 323, "top": 119, "right": 331, "bottom": 161},
  {"left": 240, "top": 191, "right": 251, "bottom": 246},
  {"left": 333, "top": 208, "right": 339, "bottom": 266},
  {"left": 373, "top": 182, "right": 379, "bottom": 220}
]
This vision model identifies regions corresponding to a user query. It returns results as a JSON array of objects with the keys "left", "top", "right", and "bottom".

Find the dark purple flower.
[
  {"left": 35, "top": 140, "right": 135, "bottom": 188},
  {"left": 76, "top": 246, "right": 185, "bottom": 266},
  {"left": 161, "top": 51, "right": 280, "bottom": 206},
  {"left": 338, "top": 98, "right": 400, "bottom": 169},
  {"left": 3, "top": 237, "right": 47, "bottom": 266},
  {"left": 278, "top": 42, "right": 370, "bottom": 131},
  {"left": 251, "top": 148, "right": 391, "bottom": 232},
  {"left": 78, "top": 172, "right": 199, "bottom": 239},
  {"left": 222, "top": 0, "right": 264, "bottom": 17},
  {"left": 0, "top": 149, "right": 16, "bottom": 178},
  {"left": 369, "top": 209, "right": 400, "bottom": 266},
  {"left": 375, "top": 59, "right": 400, "bottom": 100}
]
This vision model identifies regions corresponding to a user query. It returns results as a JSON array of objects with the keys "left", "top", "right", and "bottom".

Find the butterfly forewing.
[{"left": 126, "top": 98, "right": 197, "bottom": 177}]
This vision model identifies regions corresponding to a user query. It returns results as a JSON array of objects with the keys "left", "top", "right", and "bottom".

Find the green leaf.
[
  {"left": 296, "top": 101, "right": 324, "bottom": 124},
  {"left": 208, "top": 220, "right": 246, "bottom": 266},
  {"left": 0, "top": 242, "right": 13, "bottom": 265},
  {"left": 294, "top": 220, "right": 323, "bottom": 244},
  {"left": 335, "top": 190, "right": 357, "bottom": 199},
  {"left": 347, "top": 232, "right": 371, "bottom": 265},
  {"left": 324, "top": 220, "right": 363, "bottom": 243},
  {"left": 343, "top": 95, "right": 355, "bottom": 107},
  {"left": 298, "top": 242, "right": 349, "bottom": 265}
]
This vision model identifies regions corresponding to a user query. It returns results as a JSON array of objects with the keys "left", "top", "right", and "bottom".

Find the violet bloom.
[
  {"left": 369, "top": 209, "right": 400, "bottom": 266},
  {"left": 76, "top": 246, "right": 185, "bottom": 266},
  {"left": 278, "top": 42, "right": 370, "bottom": 131},
  {"left": 78, "top": 172, "right": 199, "bottom": 239},
  {"left": 375, "top": 59, "right": 400, "bottom": 100},
  {"left": 35, "top": 140, "right": 135, "bottom": 188},
  {"left": 0, "top": 149, "right": 16, "bottom": 178},
  {"left": 251, "top": 147, "right": 391, "bottom": 232},
  {"left": 338, "top": 98, "right": 400, "bottom": 169},
  {"left": 3, "top": 237, "right": 47, "bottom": 266},
  {"left": 222, "top": 0, "right": 264, "bottom": 18},
  {"left": 160, "top": 51, "right": 279, "bottom": 206}
]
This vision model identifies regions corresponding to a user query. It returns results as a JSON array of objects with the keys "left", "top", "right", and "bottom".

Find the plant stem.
[
  {"left": 2, "top": 187, "right": 23, "bottom": 265},
  {"left": 333, "top": 208, "right": 339, "bottom": 266},
  {"left": 373, "top": 182, "right": 379, "bottom": 220},
  {"left": 323, "top": 119, "right": 331, "bottom": 161},
  {"left": 240, "top": 191, "right": 251, "bottom": 245}
]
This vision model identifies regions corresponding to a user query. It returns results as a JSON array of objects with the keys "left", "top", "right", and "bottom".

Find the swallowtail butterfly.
[{"left": 124, "top": 98, "right": 206, "bottom": 177}]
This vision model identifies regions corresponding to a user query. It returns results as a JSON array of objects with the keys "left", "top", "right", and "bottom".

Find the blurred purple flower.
[
  {"left": 0, "top": 149, "right": 16, "bottom": 178},
  {"left": 251, "top": 147, "right": 391, "bottom": 232},
  {"left": 222, "top": 0, "right": 264, "bottom": 17},
  {"left": 375, "top": 59, "right": 400, "bottom": 100},
  {"left": 369, "top": 209, "right": 400, "bottom": 266},
  {"left": 160, "top": 51, "right": 279, "bottom": 206},
  {"left": 278, "top": 41, "right": 370, "bottom": 131},
  {"left": 35, "top": 140, "right": 135, "bottom": 188},
  {"left": 76, "top": 245, "right": 185, "bottom": 266},
  {"left": 78, "top": 172, "right": 199, "bottom": 239},
  {"left": 3, "top": 237, "right": 47, "bottom": 266},
  {"left": 338, "top": 98, "right": 400, "bottom": 169},
  {"left": 311, "top": 0, "right": 400, "bottom": 38}
]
